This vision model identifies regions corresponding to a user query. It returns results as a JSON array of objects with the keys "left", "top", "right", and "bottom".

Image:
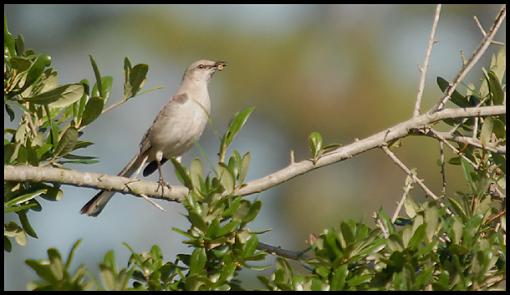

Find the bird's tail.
[{"left": 80, "top": 152, "right": 145, "bottom": 216}]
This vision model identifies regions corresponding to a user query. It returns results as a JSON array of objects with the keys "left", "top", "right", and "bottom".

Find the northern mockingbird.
[{"left": 80, "top": 59, "right": 226, "bottom": 216}]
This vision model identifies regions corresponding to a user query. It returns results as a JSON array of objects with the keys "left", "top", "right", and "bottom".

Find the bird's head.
[{"left": 183, "top": 59, "right": 227, "bottom": 82}]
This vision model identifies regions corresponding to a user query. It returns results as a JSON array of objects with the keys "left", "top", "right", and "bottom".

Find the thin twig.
[
  {"left": 439, "top": 141, "right": 446, "bottom": 197},
  {"left": 474, "top": 15, "right": 506, "bottom": 45},
  {"left": 373, "top": 212, "right": 389, "bottom": 238},
  {"left": 391, "top": 174, "right": 414, "bottom": 223},
  {"left": 381, "top": 145, "right": 452, "bottom": 215},
  {"left": 413, "top": 4, "right": 442, "bottom": 117},
  {"left": 427, "top": 128, "right": 479, "bottom": 169},
  {"left": 257, "top": 242, "right": 310, "bottom": 260},
  {"left": 140, "top": 193, "right": 166, "bottom": 212},
  {"left": 432, "top": 5, "right": 506, "bottom": 111},
  {"left": 422, "top": 129, "right": 506, "bottom": 154}
]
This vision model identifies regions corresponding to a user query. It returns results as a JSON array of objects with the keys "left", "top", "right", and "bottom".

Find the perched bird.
[{"left": 80, "top": 59, "right": 226, "bottom": 216}]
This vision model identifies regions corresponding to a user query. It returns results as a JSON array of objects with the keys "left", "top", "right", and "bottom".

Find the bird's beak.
[{"left": 214, "top": 61, "right": 227, "bottom": 71}]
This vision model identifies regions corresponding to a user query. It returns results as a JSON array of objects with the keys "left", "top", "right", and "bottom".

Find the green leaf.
[
  {"left": 53, "top": 127, "right": 79, "bottom": 158},
  {"left": 308, "top": 131, "right": 323, "bottom": 164},
  {"left": 65, "top": 239, "right": 82, "bottom": 271},
  {"left": 189, "top": 158, "right": 203, "bottom": 190},
  {"left": 92, "top": 76, "right": 113, "bottom": 101},
  {"left": 18, "top": 211, "right": 38, "bottom": 238},
  {"left": 331, "top": 264, "right": 348, "bottom": 290},
  {"left": 124, "top": 61, "right": 149, "bottom": 99},
  {"left": 25, "top": 54, "right": 52, "bottom": 88},
  {"left": 238, "top": 152, "right": 251, "bottom": 183},
  {"left": 4, "top": 236, "right": 12, "bottom": 252},
  {"left": 4, "top": 188, "right": 47, "bottom": 207},
  {"left": 486, "top": 71, "right": 504, "bottom": 105},
  {"left": 80, "top": 96, "right": 104, "bottom": 126},
  {"left": 448, "top": 156, "right": 461, "bottom": 165},
  {"left": 424, "top": 203, "right": 439, "bottom": 241},
  {"left": 5, "top": 102, "right": 15, "bottom": 121},
  {"left": 222, "top": 197, "right": 242, "bottom": 218},
  {"left": 15, "top": 35, "right": 24, "bottom": 56},
  {"left": 4, "top": 16, "right": 16, "bottom": 57},
  {"left": 47, "top": 248, "right": 64, "bottom": 280},
  {"left": 10, "top": 56, "right": 31, "bottom": 72},
  {"left": 242, "top": 200, "right": 262, "bottom": 224},
  {"left": 480, "top": 117, "right": 494, "bottom": 146},
  {"left": 189, "top": 248, "right": 206, "bottom": 275},
  {"left": 448, "top": 197, "right": 467, "bottom": 222},
  {"left": 25, "top": 83, "right": 84, "bottom": 106},
  {"left": 436, "top": 77, "right": 469, "bottom": 107},
  {"left": 489, "top": 46, "right": 505, "bottom": 83},
  {"left": 408, "top": 223, "right": 427, "bottom": 249},
  {"left": 170, "top": 157, "right": 193, "bottom": 189},
  {"left": 217, "top": 165, "right": 235, "bottom": 194},
  {"left": 89, "top": 55, "right": 104, "bottom": 98},
  {"left": 460, "top": 158, "right": 477, "bottom": 193},
  {"left": 26, "top": 259, "right": 56, "bottom": 283},
  {"left": 221, "top": 107, "right": 255, "bottom": 148},
  {"left": 242, "top": 234, "right": 259, "bottom": 258}
]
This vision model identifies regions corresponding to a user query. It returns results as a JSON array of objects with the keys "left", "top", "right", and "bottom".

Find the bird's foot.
[{"left": 156, "top": 177, "right": 172, "bottom": 195}]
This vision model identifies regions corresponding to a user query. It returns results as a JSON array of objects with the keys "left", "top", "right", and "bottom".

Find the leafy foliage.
[{"left": 4, "top": 16, "right": 149, "bottom": 251}]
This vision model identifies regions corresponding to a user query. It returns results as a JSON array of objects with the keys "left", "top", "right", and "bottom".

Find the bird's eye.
[{"left": 198, "top": 64, "right": 205, "bottom": 69}]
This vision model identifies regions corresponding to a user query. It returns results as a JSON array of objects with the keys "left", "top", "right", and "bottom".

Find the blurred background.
[{"left": 4, "top": 4, "right": 506, "bottom": 290}]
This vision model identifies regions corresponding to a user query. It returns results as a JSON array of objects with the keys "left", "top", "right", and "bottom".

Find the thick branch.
[
  {"left": 4, "top": 105, "right": 504, "bottom": 202},
  {"left": 3, "top": 165, "right": 188, "bottom": 202},
  {"left": 235, "top": 105, "right": 505, "bottom": 196}
]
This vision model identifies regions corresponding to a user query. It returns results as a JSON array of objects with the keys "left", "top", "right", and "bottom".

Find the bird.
[{"left": 80, "top": 59, "right": 226, "bottom": 216}]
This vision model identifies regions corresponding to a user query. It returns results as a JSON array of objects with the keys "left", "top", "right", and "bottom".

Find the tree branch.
[
  {"left": 417, "top": 128, "right": 506, "bottom": 154},
  {"left": 381, "top": 146, "right": 452, "bottom": 215},
  {"left": 4, "top": 105, "right": 505, "bottom": 203},
  {"left": 413, "top": 4, "right": 441, "bottom": 117},
  {"left": 432, "top": 5, "right": 506, "bottom": 112}
]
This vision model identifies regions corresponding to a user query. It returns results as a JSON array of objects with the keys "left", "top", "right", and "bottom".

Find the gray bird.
[{"left": 80, "top": 59, "right": 226, "bottom": 216}]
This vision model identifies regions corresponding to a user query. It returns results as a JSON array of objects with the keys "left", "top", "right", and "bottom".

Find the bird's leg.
[{"left": 155, "top": 151, "right": 171, "bottom": 195}]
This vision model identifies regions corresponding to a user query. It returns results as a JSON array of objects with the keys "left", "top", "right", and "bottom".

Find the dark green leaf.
[
  {"left": 4, "top": 236, "right": 12, "bottom": 252},
  {"left": 25, "top": 54, "right": 52, "bottom": 88},
  {"left": 53, "top": 127, "right": 79, "bottom": 158},
  {"left": 128, "top": 64, "right": 149, "bottom": 98},
  {"left": 18, "top": 211, "right": 38, "bottom": 238},
  {"left": 437, "top": 77, "right": 468, "bottom": 107},
  {"left": 89, "top": 55, "right": 104, "bottom": 98},
  {"left": 25, "top": 259, "right": 56, "bottom": 283},
  {"left": 80, "top": 96, "right": 104, "bottom": 126},
  {"left": 4, "top": 16, "right": 16, "bottom": 57},
  {"left": 5, "top": 102, "right": 15, "bottom": 121},
  {"left": 221, "top": 107, "right": 255, "bottom": 148},
  {"left": 15, "top": 35, "right": 24, "bottom": 56},
  {"left": 10, "top": 56, "right": 31, "bottom": 71}
]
